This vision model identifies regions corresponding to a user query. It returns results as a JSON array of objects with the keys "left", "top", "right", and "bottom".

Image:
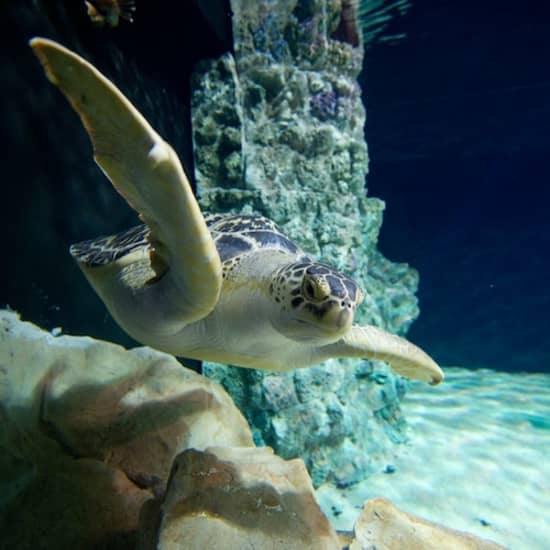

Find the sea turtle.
[{"left": 30, "top": 38, "right": 444, "bottom": 385}]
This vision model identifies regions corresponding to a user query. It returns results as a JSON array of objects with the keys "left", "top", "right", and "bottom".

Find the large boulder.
[
  {"left": 0, "top": 310, "right": 253, "bottom": 549},
  {"left": 140, "top": 446, "right": 341, "bottom": 550}
]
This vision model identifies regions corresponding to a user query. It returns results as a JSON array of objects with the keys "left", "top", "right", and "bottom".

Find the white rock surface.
[
  {"left": 144, "top": 446, "right": 341, "bottom": 550},
  {"left": 351, "top": 498, "right": 506, "bottom": 550},
  {"left": 0, "top": 310, "right": 253, "bottom": 548}
]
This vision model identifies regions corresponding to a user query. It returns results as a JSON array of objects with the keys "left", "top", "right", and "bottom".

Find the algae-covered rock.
[
  {"left": 205, "top": 360, "right": 408, "bottom": 487},
  {"left": 192, "top": 0, "right": 420, "bottom": 485},
  {"left": 0, "top": 309, "right": 253, "bottom": 549},
  {"left": 142, "top": 446, "right": 341, "bottom": 550}
]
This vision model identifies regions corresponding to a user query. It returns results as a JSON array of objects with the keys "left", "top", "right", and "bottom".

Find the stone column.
[{"left": 191, "top": 0, "right": 420, "bottom": 487}]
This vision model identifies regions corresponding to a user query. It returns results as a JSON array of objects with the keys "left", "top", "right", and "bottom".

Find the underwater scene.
[{"left": 1, "top": 1, "right": 548, "bottom": 549}]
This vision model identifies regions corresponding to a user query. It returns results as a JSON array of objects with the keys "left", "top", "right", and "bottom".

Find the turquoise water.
[{"left": 318, "top": 367, "right": 550, "bottom": 549}]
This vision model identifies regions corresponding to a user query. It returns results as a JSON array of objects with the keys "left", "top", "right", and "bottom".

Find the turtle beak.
[
  {"left": 322, "top": 303, "right": 353, "bottom": 333},
  {"left": 337, "top": 308, "right": 353, "bottom": 330}
]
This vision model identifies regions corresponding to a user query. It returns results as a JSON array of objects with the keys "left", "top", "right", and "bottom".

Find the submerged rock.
[
  {"left": 0, "top": 311, "right": 503, "bottom": 549},
  {"left": 140, "top": 446, "right": 341, "bottom": 550},
  {"left": 0, "top": 309, "right": 252, "bottom": 549},
  {"left": 206, "top": 360, "right": 408, "bottom": 487},
  {"left": 192, "top": 0, "right": 420, "bottom": 485},
  {"left": 351, "top": 498, "right": 507, "bottom": 550}
]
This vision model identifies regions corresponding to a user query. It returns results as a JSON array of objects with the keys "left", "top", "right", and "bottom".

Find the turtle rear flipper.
[
  {"left": 69, "top": 225, "right": 149, "bottom": 267},
  {"left": 30, "top": 38, "right": 222, "bottom": 337}
]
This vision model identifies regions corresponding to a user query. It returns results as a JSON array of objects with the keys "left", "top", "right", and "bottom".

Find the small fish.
[
  {"left": 331, "top": 0, "right": 361, "bottom": 48},
  {"left": 339, "top": 0, "right": 361, "bottom": 47},
  {"left": 84, "top": 0, "right": 136, "bottom": 27}
]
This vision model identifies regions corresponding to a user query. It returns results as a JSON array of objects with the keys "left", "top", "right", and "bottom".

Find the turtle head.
[{"left": 270, "top": 261, "right": 364, "bottom": 343}]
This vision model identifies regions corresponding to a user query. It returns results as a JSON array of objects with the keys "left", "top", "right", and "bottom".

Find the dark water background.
[
  {"left": 1, "top": 0, "right": 549, "bottom": 373},
  {"left": 362, "top": 0, "right": 550, "bottom": 372}
]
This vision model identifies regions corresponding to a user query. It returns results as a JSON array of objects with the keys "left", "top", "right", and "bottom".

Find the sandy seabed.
[{"left": 316, "top": 367, "right": 550, "bottom": 549}]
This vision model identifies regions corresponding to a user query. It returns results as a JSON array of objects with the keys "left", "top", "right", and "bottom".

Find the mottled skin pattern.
[
  {"left": 70, "top": 224, "right": 149, "bottom": 266},
  {"left": 71, "top": 213, "right": 362, "bottom": 328},
  {"left": 271, "top": 261, "right": 362, "bottom": 331}
]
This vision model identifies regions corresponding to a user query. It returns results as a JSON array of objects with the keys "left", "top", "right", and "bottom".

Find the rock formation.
[
  {"left": 0, "top": 309, "right": 252, "bottom": 549},
  {"left": 192, "top": 0, "right": 419, "bottom": 485},
  {"left": 351, "top": 498, "right": 507, "bottom": 550},
  {"left": 0, "top": 311, "right": 505, "bottom": 549},
  {"left": 140, "top": 446, "right": 341, "bottom": 549}
]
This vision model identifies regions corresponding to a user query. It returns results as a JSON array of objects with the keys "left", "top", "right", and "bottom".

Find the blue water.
[
  {"left": 318, "top": 367, "right": 550, "bottom": 549},
  {"left": 362, "top": 0, "right": 550, "bottom": 373}
]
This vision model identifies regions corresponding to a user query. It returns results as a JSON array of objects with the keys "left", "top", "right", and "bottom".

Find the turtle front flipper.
[
  {"left": 322, "top": 325, "right": 444, "bottom": 385},
  {"left": 30, "top": 38, "right": 222, "bottom": 335}
]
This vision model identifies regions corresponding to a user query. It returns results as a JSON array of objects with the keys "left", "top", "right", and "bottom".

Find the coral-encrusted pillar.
[{"left": 191, "top": 0, "right": 420, "bottom": 487}]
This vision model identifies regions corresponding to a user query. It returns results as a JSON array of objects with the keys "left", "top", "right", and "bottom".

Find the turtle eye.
[{"left": 302, "top": 275, "right": 330, "bottom": 302}]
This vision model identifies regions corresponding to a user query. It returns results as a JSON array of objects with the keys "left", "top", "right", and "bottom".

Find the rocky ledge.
[{"left": 0, "top": 310, "right": 505, "bottom": 549}]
